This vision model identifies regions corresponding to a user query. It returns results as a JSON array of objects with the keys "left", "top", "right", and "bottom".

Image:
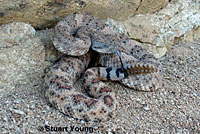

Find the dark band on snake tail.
[
  {"left": 116, "top": 68, "right": 128, "bottom": 78},
  {"left": 106, "top": 67, "right": 112, "bottom": 79},
  {"left": 105, "top": 67, "right": 128, "bottom": 80}
]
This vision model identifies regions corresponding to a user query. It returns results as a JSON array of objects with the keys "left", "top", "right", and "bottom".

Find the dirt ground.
[{"left": 0, "top": 40, "right": 199, "bottom": 134}]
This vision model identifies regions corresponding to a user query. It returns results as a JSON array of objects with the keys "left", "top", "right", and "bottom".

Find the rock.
[
  {"left": 105, "top": 18, "right": 167, "bottom": 58},
  {"left": 142, "top": 43, "right": 168, "bottom": 59},
  {"left": 119, "top": 15, "right": 159, "bottom": 45},
  {"left": 0, "top": 22, "right": 45, "bottom": 95},
  {"left": 0, "top": 0, "right": 168, "bottom": 29},
  {"left": 9, "top": 108, "right": 25, "bottom": 115},
  {"left": 119, "top": 0, "right": 200, "bottom": 57},
  {"left": 105, "top": 18, "right": 128, "bottom": 35},
  {"left": 180, "top": 27, "right": 200, "bottom": 42},
  {"left": 36, "top": 28, "right": 61, "bottom": 62},
  {"left": 152, "top": 0, "right": 200, "bottom": 46},
  {"left": 143, "top": 106, "right": 150, "bottom": 111},
  {"left": 136, "top": 0, "right": 168, "bottom": 14}
]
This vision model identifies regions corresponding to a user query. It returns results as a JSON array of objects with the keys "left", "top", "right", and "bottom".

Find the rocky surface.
[
  {"left": 0, "top": 1, "right": 199, "bottom": 132},
  {"left": 0, "top": 37, "right": 199, "bottom": 133},
  {"left": 0, "top": 22, "right": 46, "bottom": 95},
  {"left": 136, "top": 0, "right": 168, "bottom": 14},
  {"left": 35, "top": 28, "right": 61, "bottom": 62},
  {"left": 0, "top": 0, "right": 198, "bottom": 58},
  {"left": 0, "top": 0, "right": 168, "bottom": 29},
  {"left": 119, "top": 0, "right": 200, "bottom": 57}
]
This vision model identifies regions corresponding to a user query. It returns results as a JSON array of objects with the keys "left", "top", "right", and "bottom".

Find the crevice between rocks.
[
  {"left": 130, "top": 37, "right": 155, "bottom": 46},
  {"left": 135, "top": 0, "right": 143, "bottom": 13}
]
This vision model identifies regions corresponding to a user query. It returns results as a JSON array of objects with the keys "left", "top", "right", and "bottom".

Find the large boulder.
[
  {"left": 119, "top": 0, "right": 200, "bottom": 57},
  {"left": 0, "top": 0, "right": 168, "bottom": 29},
  {"left": 0, "top": 22, "right": 45, "bottom": 95}
]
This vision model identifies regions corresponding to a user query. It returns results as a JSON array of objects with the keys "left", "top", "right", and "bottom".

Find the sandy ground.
[{"left": 0, "top": 40, "right": 199, "bottom": 134}]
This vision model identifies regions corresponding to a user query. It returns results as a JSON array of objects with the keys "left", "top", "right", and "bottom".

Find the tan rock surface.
[
  {"left": 136, "top": 0, "right": 168, "bottom": 14},
  {"left": 119, "top": 0, "right": 200, "bottom": 57},
  {"left": 181, "top": 26, "right": 200, "bottom": 42},
  {"left": 0, "top": 0, "right": 168, "bottom": 29},
  {"left": 35, "top": 28, "right": 61, "bottom": 62},
  {"left": 0, "top": 22, "right": 46, "bottom": 94}
]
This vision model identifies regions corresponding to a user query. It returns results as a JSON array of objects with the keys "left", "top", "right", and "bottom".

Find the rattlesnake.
[{"left": 43, "top": 14, "right": 162, "bottom": 122}]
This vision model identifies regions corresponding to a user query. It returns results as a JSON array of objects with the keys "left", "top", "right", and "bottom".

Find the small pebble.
[
  {"left": 13, "top": 99, "right": 21, "bottom": 104},
  {"left": 10, "top": 108, "right": 25, "bottom": 115},
  {"left": 143, "top": 106, "right": 150, "bottom": 111}
]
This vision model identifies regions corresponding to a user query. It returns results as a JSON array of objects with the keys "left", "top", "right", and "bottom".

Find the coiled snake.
[{"left": 43, "top": 14, "right": 162, "bottom": 122}]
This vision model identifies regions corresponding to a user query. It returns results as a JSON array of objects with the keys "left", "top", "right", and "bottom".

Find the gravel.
[{"left": 0, "top": 40, "right": 199, "bottom": 134}]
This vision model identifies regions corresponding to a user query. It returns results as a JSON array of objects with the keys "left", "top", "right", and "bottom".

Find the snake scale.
[{"left": 43, "top": 14, "right": 162, "bottom": 122}]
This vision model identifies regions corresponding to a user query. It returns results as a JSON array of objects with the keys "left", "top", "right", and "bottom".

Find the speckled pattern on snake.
[{"left": 43, "top": 14, "right": 162, "bottom": 122}]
